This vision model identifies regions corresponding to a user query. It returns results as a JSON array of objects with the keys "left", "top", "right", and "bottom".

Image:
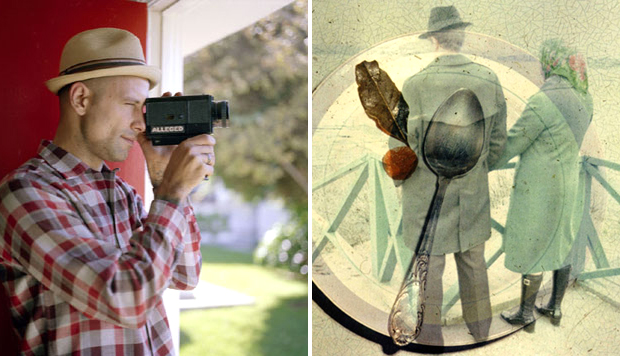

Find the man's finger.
[
  {"left": 136, "top": 132, "right": 149, "bottom": 145},
  {"left": 184, "top": 134, "right": 216, "bottom": 145}
]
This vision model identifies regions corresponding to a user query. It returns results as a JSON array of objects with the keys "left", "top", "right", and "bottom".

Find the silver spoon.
[{"left": 388, "top": 88, "right": 485, "bottom": 346}]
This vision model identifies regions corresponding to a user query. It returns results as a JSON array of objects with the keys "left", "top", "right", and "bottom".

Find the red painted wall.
[
  {"left": 0, "top": 0, "right": 148, "bottom": 196},
  {"left": 0, "top": 1, "right": 149, "bottom": 351}
]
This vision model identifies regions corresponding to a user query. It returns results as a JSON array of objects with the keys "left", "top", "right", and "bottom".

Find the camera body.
[{"left": 144, "top": 94, "right": 229, "bottom": 146}]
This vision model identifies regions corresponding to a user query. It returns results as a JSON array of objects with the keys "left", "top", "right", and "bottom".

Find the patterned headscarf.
[{"left": 540, "top": 39, "right": 588, "bottom": 95}]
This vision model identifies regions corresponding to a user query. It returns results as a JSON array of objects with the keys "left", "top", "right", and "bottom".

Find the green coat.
[
  {"left": 394, "top": 54, "right": 507, "bottom": 255},
  {"left": 491, "top": 76, "right": 593, "bottom": 274}
]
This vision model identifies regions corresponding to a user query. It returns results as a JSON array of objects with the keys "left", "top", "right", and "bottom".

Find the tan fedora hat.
[{"left": 45, "top": 28, "right": 161, "bottom": 94}]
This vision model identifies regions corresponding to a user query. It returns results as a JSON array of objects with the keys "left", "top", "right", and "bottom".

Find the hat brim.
[
  {"left": 45, "top": 65, "right": 161, "bottom": 94},
  {"left": 419, "top": 22, "right": 471, "bottom": 39}
]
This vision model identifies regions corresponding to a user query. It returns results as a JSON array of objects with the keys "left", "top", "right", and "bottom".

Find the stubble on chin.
[
  {"left": 95, "top": 139, "right": 131, "bottom": 163},
  {"left": 110, "top": 145, "right": 131, "bottom": 162}
]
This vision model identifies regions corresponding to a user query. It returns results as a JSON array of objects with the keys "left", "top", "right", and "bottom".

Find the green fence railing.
[
  {"left": 313, "top": 154, "right": 620, "bottom": 314},
  {"left": 573, "top": 156, "right": 620, "bottom": 280}
]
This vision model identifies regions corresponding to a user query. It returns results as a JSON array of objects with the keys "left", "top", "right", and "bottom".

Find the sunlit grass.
[{"left": 179, "top": 246, "right": 308, "bottom": 356}]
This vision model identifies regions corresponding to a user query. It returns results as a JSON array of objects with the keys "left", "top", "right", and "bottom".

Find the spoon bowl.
[{"left": 423, "top": 88, "right": 485, "bottom": 179}]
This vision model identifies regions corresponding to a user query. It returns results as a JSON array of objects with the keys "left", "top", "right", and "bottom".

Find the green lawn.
[{"left": 179, "top": 246, "right": 308, "bottom": 356}]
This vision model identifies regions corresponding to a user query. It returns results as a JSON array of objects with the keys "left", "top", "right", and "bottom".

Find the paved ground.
[
  {"left": 178, "top": 280, "right": 255, "bottom": 310},
  {"left": 450, "top": 276, "right": 620, "bottom": 356}
]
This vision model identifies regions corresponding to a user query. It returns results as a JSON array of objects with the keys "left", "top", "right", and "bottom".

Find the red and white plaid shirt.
[{"left": 0, "top": 140, "right": 202, "bottom": 355}]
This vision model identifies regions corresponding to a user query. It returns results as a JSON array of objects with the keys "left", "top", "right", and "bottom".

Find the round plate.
[{"left": 311, "top": 31, "right": 594, "bottom": 348}]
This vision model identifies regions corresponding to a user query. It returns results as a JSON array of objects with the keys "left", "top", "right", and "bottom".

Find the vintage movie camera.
[{"left": 144, "top": 94, "right": 230, "bottom": 146}]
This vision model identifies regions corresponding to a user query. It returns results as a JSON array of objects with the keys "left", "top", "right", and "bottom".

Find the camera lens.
[{"left": 213, "top": 101, "right": 229, "bottom": 128}]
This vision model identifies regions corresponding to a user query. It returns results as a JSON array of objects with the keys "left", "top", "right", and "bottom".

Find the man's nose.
[{"left": 131, "top": 108, "right": 146, "bottom": 133}]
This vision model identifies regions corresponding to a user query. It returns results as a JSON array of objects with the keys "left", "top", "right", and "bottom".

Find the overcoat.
[
  {"left": 491, "top": 75, "right": 593, "bottom": 274},
  {"left": 395, "top": 54, "right": 507, "bottom": 255}
]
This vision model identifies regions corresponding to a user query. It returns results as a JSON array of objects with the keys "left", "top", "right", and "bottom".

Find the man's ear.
[{"left": 67, "top": 82, "right": 92, "bottom": 116}]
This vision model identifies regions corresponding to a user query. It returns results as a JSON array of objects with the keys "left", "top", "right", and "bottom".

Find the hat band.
[{"left": 60, "top": 58, "right": 146, "bottom": 75}]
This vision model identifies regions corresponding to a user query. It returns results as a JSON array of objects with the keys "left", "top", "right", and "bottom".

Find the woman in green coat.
[{"left": 492, "top": 39, "right": 593, "bottom": 332}]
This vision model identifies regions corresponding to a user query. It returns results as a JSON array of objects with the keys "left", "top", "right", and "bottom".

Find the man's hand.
[
  {"left": 154, "top": 134, "right": 216, "bottom": 204},
  {"left": 137, "top": 92, "right": 216, "bottom": 204}
]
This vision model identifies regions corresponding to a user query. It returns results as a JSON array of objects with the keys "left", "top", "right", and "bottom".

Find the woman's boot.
[
  {"left": 536, "top": 265, "right": 571, "bottom": 326},
  {"left": 500, "top": 274, "right": 543, "bottom": 333}
]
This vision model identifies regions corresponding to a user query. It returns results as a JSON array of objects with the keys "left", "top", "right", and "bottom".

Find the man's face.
[{"left": 79, "top": 76, "right": 149, "bottom": 167}]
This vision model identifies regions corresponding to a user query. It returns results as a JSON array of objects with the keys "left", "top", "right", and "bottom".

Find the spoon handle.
[
  {"left": 417, "top": 176, "right": 451, "bottom": 255},
  {"left": 388, "top": 176, "right": 451, "bottom": 345}
]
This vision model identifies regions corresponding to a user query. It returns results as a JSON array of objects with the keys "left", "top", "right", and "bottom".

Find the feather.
[{"left": 355, "top": 60, "right": 410, "bottom": 145}]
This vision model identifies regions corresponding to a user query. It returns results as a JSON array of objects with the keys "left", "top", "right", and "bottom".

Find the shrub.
[{"left": 254, "top": 220, "right": 308, "bottom": 278}]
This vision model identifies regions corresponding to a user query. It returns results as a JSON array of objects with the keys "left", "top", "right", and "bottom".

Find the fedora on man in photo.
[{"left": 419, "top": 5, "right": 472, "bottom": 39}]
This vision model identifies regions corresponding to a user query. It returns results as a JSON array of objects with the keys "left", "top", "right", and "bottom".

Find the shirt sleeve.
[
  {"left": 167, "top": 202, "right": 202, "bottom": 290},
  {"left": 0, "top": 177, "right": 189, "bottom": 329},
  {"left": 133, "top": 187, "right": 202, "bottom": 291}
]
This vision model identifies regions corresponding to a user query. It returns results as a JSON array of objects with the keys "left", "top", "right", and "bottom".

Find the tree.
[
  {"left": 184, "top": 1, "right": 308, "bottom": 276},
  {"left": 184, "top": 0, "right": 308, "bottom": 216}
]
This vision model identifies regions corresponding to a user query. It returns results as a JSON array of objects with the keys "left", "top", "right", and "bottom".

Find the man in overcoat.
[{"left": 395, "top": 6, "right": 507, "bottom": 344}]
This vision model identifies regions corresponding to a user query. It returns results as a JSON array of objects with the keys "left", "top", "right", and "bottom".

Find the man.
[
  {"left": 0, "top": 28, "right": 215, "bottom": 354},
  {"left": 395, "top": 6, "right": 507, "bottom": 344}
]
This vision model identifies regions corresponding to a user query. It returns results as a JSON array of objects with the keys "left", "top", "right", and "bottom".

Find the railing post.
[
  {"left": 571, "top": 157, "right": 593, "bottom": 279},
  {"left": 369, "top": 159, "right": 391, "bottom": 280}
]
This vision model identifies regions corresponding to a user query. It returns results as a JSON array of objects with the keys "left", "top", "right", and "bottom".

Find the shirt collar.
[
  {"left": 37, "top": 140, "right": 113, "bottom": 179},
  {"left": 427, "top": 54, "right": 472, "bottom": 67}
]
